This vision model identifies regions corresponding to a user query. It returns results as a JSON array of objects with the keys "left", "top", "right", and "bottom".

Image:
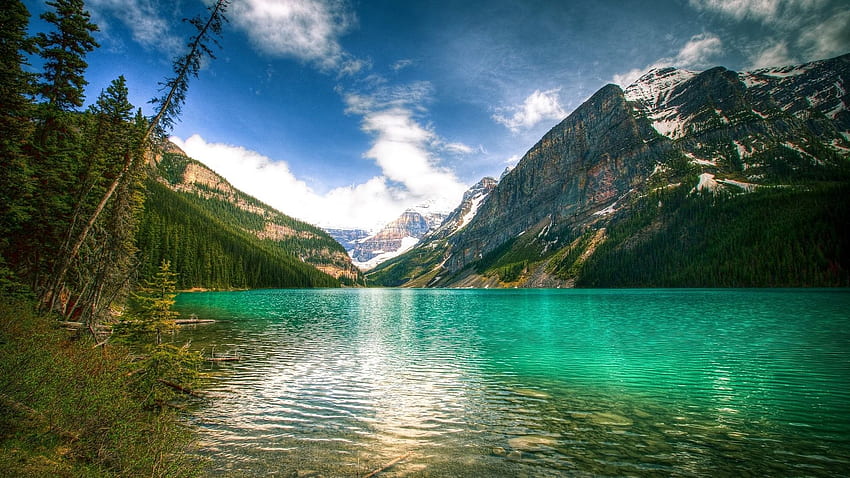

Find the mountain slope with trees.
[
  {"left": 369, "top": 54, "right": 850, "bottom": 288},
  {"left": 137, "top": 149, "right": 362, "bottom": 289}
]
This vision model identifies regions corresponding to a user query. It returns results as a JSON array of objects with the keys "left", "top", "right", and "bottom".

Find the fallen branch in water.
[
  {"left": 174, "top": 318, "right": 216, "bottom": 325},
  {"left": 364, "top": 451, "right": 412, "bottom": 478},
  {"left": 206, "top": 356, "right": 240, "bottom": 362},
  {"left": 157, "top": 379, "right": 203, "bottom": 398}
]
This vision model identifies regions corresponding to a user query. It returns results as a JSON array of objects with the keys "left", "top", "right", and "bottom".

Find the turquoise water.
[{"left": 175, "top": 289, "right": 850, "bottom": 476}]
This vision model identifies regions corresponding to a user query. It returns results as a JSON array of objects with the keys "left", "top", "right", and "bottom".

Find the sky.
[{"left": 23, "top": 0, "right": 850, "bottom": 231}]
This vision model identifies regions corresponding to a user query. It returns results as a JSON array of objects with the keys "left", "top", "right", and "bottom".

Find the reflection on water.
[{"left": 175, "top": 289, "right": 850, "bottom": 476}]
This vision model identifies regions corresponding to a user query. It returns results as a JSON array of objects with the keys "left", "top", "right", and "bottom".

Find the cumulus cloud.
[
  {"left": 675, "top": 33, "right": 724, "bottom": 66},
  {"left": 171, "top": 134, "right": 411, "bottom": 231},
  {"left": 88, "top": 0, "right": 182, "bottom": 53},
  {"left": 492, "top": 88, "right": 567, "bottom": 133},
  {"left": 342, "top": 82, "right": 468, "bottom": 212},
  {"left": 612, "top": 33, "right": 724, "bottom": 87},
  {"left": 229, "top": 0, "right": 357, "bottom": 71}
]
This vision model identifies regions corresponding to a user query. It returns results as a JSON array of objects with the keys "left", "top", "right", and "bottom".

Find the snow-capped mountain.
[
  {"left": 428, "top": 177, "right": 498, "bottom": 240},
  {"left": 324, "top": 228, "right": 370, "bottom": 251},
  {"left": 348, "top": 208, "right": 447, "bottom": 270},
  {"left": 367, "top": 53, "right": 850, "bottom": 288}
]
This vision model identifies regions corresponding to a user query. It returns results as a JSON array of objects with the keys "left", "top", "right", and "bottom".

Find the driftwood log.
[
  {"left": 364, "top": 451, "right": 413, "bottom": 478},
  {"left": 157, "top": 379, "right": 203, "bottom": 398}
]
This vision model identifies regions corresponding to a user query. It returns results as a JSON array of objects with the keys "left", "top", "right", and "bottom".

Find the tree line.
[
  {"left": 0, "top": 0, "right": 229, "bottom": 326},
  {"left": 575, "top": 183, "right": 850, "bottom": 287}
]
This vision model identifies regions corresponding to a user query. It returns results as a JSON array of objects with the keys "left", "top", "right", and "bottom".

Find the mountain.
[
  {"left": 137, "top": 147, "right": 364, "bottom": 289},
  {"left": 347, "top": 206, "right": 447, "bottom": 270},
  {"left": 351, "top": 209, "right": 447, "bottom": 269},
  {"left": 428, "top": 177, "right": 498, "bottom": 240},
  {"left": 368, "top": 53, "right": 850, "bottom": 288},
  {"left": 366, "top": 177, "right": 498, "bottom": 286},
  {"left": 324, "top": 228, "right": 370, "bottom": 251}
]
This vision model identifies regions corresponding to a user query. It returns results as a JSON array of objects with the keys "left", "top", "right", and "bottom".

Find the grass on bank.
[{"left": 0, "top": 297, "right": 204, "bottom": 477}]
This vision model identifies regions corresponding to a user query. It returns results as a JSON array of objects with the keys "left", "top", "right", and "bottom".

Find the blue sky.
[{"left": 23, "top": 0, "right": 850, "bottom": 230}]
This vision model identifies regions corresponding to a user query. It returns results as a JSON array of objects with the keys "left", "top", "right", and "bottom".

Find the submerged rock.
[
  {"left": 512, "top": 388, "right": 552, "bottom": 400},
  {"left": 589, "top": 412, "right": 633, "bottom": 426},
  {"left": 508, "top": 435, "right": 559, "bottom": 451}
]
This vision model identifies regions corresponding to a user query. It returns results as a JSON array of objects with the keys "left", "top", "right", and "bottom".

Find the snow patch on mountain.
[
  {"left": 685, "top": 151, "right": 717, "bottom": 166},
  {"left": 624, "top": 67, "right": 697, "bottom": 140},
  {"left": 458, "top": 193, "right": 486, "bottom": 230},
  {"left": 695, "top": 173, "right": 719, "bottom": 192},
  {"left": 352, "top": 236, "right": 420, "bottom": 270}
]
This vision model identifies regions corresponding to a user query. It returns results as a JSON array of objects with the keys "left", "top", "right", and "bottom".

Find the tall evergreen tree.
[
  {"left": 14, "top": 0, "right": 99, "bottom": 297},
  {"left": 128, "top": 260, "right": 180, "bottom": 346},
  {"left": 0, "top": 0, "right": 36, "bottom": 257},
  {"left": 53, "top": 77, "right": 147, "bottom": 322},
  {"left": 36, "top": 0, "right": 98, "bottom": 110}
]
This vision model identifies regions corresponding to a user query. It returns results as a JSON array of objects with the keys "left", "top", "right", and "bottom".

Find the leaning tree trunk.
[{"left": 42, "top": 0, "right": 230, "bottom": 315}]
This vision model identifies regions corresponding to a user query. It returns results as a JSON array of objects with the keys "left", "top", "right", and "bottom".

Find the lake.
[{"left": 174, "top": 288, "right": 850, "bottom": 476}]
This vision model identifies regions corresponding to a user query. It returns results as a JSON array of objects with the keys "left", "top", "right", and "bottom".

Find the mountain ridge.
[{"left": 368, "top": 53, "right": 850, "bottom": 288}]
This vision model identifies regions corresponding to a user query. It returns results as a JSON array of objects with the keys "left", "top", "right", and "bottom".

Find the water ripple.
[{"left": 176, "top": 288, "right": 850, "bottom": 477}]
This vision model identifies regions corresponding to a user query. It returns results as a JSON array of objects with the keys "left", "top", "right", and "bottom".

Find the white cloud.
[
  {"left": 88, "top": 0, "right": 182, "bottom": 53},
  {"left": 688, "top": 0, "right": 782, "bottom": 22},
  {"left": 492, "top": 88, "right": 566, "bottom": 133},
  {"left": 357, "top": 107, "right": 467, "bottom": 209},
  {"left": 612, "top": 33, "right": 724, "bottom": 86},
  {"left": 688, "top": 0, "right": 829, "bottom": 26},
  {"left": 504, "top": 154, "right": 521, "bottom": 165},
  {"left": 338, "top": 57, "right": 371, "bottom": 77},
  {"left": 443, "top": 142, "right": 474, "bottom": 154},
  {"left": 675, "top": 33, "right": 724, "bottom": 66},
  {"left": 612, "top": 68, "right": 646, "bottom": 89},
  {"left": 797, "top": 9, "right": 850, "bottom": 61},
  {"left": 171, "top": 134, "right": 413, "bottom": 231},
  {"left": 690, "top": 0, "right": 845, "bottom": 67},
  {"left": 391, "top": 59, "right": 414, "bottom": 72},
  {"left": 749, "top": 41, "right": 795, "bottom": 69},
  {"left": 229, "top": 0, "right": 356, "bottom": 71}
]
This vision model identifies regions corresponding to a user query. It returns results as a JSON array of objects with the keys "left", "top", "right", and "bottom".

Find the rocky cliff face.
[
  {"left": 370, "top": 53, "right": 850, "bottom": 288},
  {"left": 429, "top": 177, "right": 498, "bottom": 240},
  {"left": 324, "top": 228, "right": 370, "bottom": 251},
  {"left": 445, "top": 83, "right": 670, "bottom": 273}
]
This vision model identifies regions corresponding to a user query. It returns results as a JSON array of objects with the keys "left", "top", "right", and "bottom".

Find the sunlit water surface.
[{"left": 174, "top": 288, "right": 850, "bottom": 477}]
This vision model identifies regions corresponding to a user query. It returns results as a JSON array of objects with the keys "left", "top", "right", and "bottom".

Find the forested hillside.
[
  {"left": 136, "top": 151, "right": 360, "bottom": 289},
  {"left": 0, "top": 0, "right": 357, "bottom": 328},
  {"left": 137, "top": 180, "right": 338, "bottom": 289}
]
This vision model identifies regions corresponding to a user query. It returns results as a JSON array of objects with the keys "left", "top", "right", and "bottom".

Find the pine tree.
[
  {"left": 36, "top": 0, "right": 98, "bottom": 110},
  {"left": 17, "top": 0, "right": 98, "bottom": 298},
  {"left": 0, "top": 0, "right": 37, "bottom": 252},
  {"left": 55, "top": 80, "right": 148, "bottom": 323},
  {"left": 127, "top": 260, "right": 180, "bottom": 346}
]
